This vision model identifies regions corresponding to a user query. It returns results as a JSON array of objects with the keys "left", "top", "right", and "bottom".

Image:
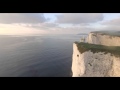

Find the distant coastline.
[{"left": 77, "top": 33, "right": 88, "bottom": 35}]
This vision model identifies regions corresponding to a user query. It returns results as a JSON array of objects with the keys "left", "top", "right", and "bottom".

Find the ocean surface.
[{"left": 0, "top": 34, "right": 86, "bottom": 77}]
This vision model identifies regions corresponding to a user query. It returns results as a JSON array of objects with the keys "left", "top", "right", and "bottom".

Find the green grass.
[{"left": 75, "top": 42, "right": 120, "bottom": 57}]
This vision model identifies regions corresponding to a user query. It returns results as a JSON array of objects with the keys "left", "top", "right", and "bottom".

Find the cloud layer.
[
  {"left": 0, "top": 13, "right": 47, "bottom": 24},
  {"left": 102, "top": 17, "right": 120, "bottom": 26},
  {"left": 56, "top": 13, "right": 104, "bottom": 24},
  {"left": 0, "top": 13, "right": 120, "bottom": 35},
  {"left": 0, "top": 24, "right": 48, "bottom": 35}
]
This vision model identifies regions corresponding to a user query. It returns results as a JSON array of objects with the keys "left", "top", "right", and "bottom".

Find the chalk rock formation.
[
  {"left": 72, "top": 42, "right": 120, "bottom": 77},
  {"left": 87, "top": 31, "right": 120, "bottom": 46}
]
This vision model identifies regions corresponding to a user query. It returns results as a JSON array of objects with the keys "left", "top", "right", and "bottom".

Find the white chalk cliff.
[
  {"left": 72, "top": 31, "right": 120, "bottom": 77},
  {"left": 87, "top": 32, "right": 120, "bottom": 46}
]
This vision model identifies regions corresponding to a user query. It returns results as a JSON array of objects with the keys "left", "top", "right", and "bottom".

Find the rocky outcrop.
[
  {"left": 72, "top": 31, "right": 120, "bottom": 77},
  {"left": 72, "top": 43, "right": 120, "bottom": 77}
]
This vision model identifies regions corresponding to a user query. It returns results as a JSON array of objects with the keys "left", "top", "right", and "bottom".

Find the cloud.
[
  {"left": 55, "top": 13, "right": 104, "bottom": 24},
  {"left": 20, "top": 22, "right": 59, "bottom": 30},
  {"left": 99, "top": 25, "right": 120, "bottom": 31},
  {"left": 1, "top": 13, "right": 118, "bottom": 35},
  {"left": 102, "top": 17, "right": 120, "bottom": 26},
  {"left": 0, "top": 24, "right": 48, "bottom": 35},
  {"left": 98, "top": 17, "right": 120, "bottom": 32},
  {"left": 0, "top": 13, "right": 47, "bottom": 24},
  {"left": 45, "top": 25, "right": 97, "bottom": 34}
]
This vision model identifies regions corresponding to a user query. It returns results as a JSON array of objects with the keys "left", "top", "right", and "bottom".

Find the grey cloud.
[
  {"left": 55, "top": 13, "right": 104, "bottom": 24},
  {"left": 102, "top": 18, "right": 120, "bottom": 26},
  {"left": 47, "top": 25, "right": 96, "bottom": 34},
  {"left": 72, "top": 23, "right": 90, "bottom": 27},
  {"left": 23, "top": 22, "right": 59, "bottom": 30},
  {"left": 100, "top": 26, "right": 120, "bottom": 31},
  {"left": 42, "top": 23, "right": 58, "bottom": 27},
  {"left": 0, "top": 13, "right": 47, "bottom": 24}
]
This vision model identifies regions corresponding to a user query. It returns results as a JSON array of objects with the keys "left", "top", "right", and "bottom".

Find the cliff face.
[
  {"left": 87, "top": 32, "right": 120, "bottom": 46},
  {"left": 72, "top": 43, "right": 120, "bottom": 77},
  {"left": 72, "top": 43, "right": 85, "bottom": 77}
]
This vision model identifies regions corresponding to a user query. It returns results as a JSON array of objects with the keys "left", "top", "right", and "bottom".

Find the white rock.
[
  {"left": 87, "top": 32, "right": 120, "bottom": 46},
  {"left": 72, "top": 43, "right": 120, "bottom": 77}
]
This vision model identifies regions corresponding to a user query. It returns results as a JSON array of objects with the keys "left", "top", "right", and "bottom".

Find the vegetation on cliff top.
[
  {"left": 75, "top": 42, "right": 120, "bottom": 57},
  {"left": 91, "top": 31, "right": 120, "bottom": 37}
]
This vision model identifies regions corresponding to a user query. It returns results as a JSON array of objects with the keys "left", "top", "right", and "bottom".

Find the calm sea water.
[{"left": 0, "top": 34, "right": 85, "bottom": 77}]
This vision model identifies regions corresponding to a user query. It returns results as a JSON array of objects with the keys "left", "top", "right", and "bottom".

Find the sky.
[{"left": 0, "top": 13, "right": 120, "bottom": 35}]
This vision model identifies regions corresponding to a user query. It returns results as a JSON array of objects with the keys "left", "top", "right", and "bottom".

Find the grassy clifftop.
[{"left": 75, "top": 42, "right": 120, "bottom": 57}]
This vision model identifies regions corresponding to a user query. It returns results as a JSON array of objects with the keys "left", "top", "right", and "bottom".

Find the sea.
[{"left": 0, "top": 34, "right": 87, "bottom": 77}]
